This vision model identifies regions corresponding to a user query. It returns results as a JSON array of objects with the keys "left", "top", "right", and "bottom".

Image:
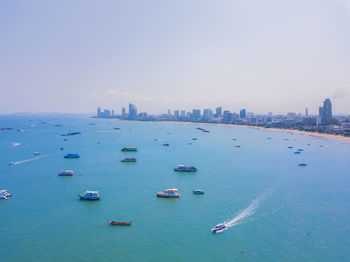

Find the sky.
[{"left": 1, "top": 0, "right": 350, "bottom": 115}]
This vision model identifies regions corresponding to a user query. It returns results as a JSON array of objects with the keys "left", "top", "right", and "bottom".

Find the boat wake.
[{"left": 9, "top": 154, "right": 52, "bottom": 165}]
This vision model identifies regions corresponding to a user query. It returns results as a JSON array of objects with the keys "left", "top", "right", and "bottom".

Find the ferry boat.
[
  {"left": 157, "top": 188, "right": 180, "bottom": 198},
  {"left": 211, "top": 223, "right": 226, "bottom": 233},
  {"left": 58, "top": 170, "right": 74, "bottom": 176},
  {"left": 192, "top": 190, "right": 204, "bottom": 195},
  {"left": 174, "top": 165, "right": 198, "bottom": 172},
  {"left": 64, "top": 153, "right": 80, "bottom": 158},
  {"left": 79, "top": 191, "right": 100, "bottom": 200},
  {"left": 108, "top": 221, "right": 131, "bottom": 226},
  {"left": 121, "top": 147, "right": 138, "bottom": 152},
  {"left": 121, "top": 157, "right": 137, "bottom": 162}
]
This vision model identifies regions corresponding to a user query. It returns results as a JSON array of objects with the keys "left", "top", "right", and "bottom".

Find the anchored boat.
[
  {"left": 108, "top": 221, "right": 131, "bottom": 226},
  {"left": 58, "top": 170, "right": 74, "bottom": 176},
  {"left": 79, "top": 191, "right": 100, "bottom": 200},
  {"left": 121, "top": 147, "right": 138, "bottom": 152},
  {"left": 157, "top": 188, "right": 180, "bottom": 198},
  {"left": 121, "top": 157, "right": 137, "bottom": 162},
  {"left": 174, "top": 165, "right": 198, "bottom": 172}
]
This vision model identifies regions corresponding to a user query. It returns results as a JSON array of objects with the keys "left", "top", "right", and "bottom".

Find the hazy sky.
[{"left": 1, "top": 0, "right": 350, "bottom": 115}]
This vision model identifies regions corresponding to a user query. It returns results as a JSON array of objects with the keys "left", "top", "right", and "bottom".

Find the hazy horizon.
[{"left": 1, "top": 0, "right": 350, "bottom": 115}]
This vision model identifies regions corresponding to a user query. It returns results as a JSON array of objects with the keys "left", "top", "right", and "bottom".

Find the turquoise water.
[{"left": 1, "top": 115, "right": 350, "bottom": 261}]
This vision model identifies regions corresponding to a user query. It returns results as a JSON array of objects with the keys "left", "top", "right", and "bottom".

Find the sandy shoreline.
[{"left": 155, "top": 120, "right": 350, "bottom": 142}]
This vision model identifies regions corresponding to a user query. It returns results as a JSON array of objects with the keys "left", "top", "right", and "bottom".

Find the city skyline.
[{"left": 1, "top": 1, "right": 350, "bottom": 114}]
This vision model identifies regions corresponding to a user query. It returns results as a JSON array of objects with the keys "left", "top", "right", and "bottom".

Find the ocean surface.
[{"left": 1, "top": 114, "right": 350, "bottom": 261}]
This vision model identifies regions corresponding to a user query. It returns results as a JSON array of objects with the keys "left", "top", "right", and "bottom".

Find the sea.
[{"left": 1, "top": 114, "right": 350, "bottom": 261}]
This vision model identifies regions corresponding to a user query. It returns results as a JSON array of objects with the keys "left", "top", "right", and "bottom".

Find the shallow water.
[{"left": 1, "top": 115, "right": 350, "bottom": 261}]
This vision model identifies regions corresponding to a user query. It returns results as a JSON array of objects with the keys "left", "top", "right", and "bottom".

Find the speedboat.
[
  {"left": 108, "top": 221, "right": 131, "bottom": 226},
  {"left": 157, "top": 188, "right": 180, "bottom": 198},
  {"left": 174, "top": 165, "right": 198, "bottom": 172},
  {"left": 58, "top": 170, "right": 74, "bottom": 176},
  {"left": 121, "top": 147, "right": 138, "bottom": 152},
  {"left": 193, "top": 190, "right": 204, "bottom": 195},
  {"left": 79, "top": 191, "right": 100, "bottom": 200},
  {"left": 211, "top": 223, "right": 226, "bottom": 233},
  {"left": 64, "top": 153, "right": 80, "bottom": 158},
  {"left": 121, "top": 157, "right": 137, "bottom": 162},
  {"left": 0, "top": 190, "right": 12, "bottom": 200}
]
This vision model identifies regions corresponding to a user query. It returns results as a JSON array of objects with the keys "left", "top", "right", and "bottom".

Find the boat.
[
  {"left": 298, "top": 163, "right": 307, "bottom": 166},
  {"left": 114, "top": 127, "right": 120, "bottom": 130},
  {"left": 108, "top": 221, "right": 131, "bottom": 226},
  {"left": 58, "top": 170, "right": 74, "bottom": 176},
  {"left": 162, "top": 143, "right": 170, "bottom": 146},
  {"left": 192, "top": 138, "right": 198, "bottom": 140},
  {"left": 64, "top": 153, "right": 80, "bottom": 158},
  {"left": 235, "top": 145, "right": 241, "bottom": 148},
  {"left": 79, "top": 191, "right": 100, "bottom": 200},
  {"left": 211, "top": 223, "right": 226, "bottom": 233},
  {"left": 288, "top": 146, "right": 293, "bottom": 149},
  {"left": 297, "top": 149, "right": 304, "bottom": 152},
  {"left": 61, "top": 132, "right": 81, "bottom": 136},
  {"left": 192, "top": 190, "right": 204, "bottom": 195},
  {"left": 197, "top": 127, "right": 210, "bottom": 133},
  {"left": 33, "top": 152, "right": 40, "bottom": 155},
  {"left": 121, "top": 157, "right": 137, "bottom": 162},
  {"left": 1, "top": 127, "right": 13, "bottom": 130},
  {"left": 121, "top": 147, "right": 138, "bottom": 152},
  {"left": 294, "top": 151, "right": 301, "bottom": 154},
  {"left": 60, "top": 148, "right": 64, "bottom": 150},
  {"left": 174, "top": 165, "right": 198, "bottom": 172},
  {"left": 157, "top": 188, "right": 180, "bottom": 198},
  {"left": 0, "top": 190, "right": 12, "bottom": 200}
]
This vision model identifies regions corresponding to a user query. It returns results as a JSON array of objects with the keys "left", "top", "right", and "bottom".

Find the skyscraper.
[
  {"left": 174, "top": 110, "right": 179, "bottom": 117},
  {"left": 128, "top": 103, "right": 137, "bottom": 120},
  {"left": 192, "top": 109, "right": 201, "bottom": 120},
  {"left": 97, "top": 107, "right": 101, "bottom": 118},
  {"left": 305, "top": 108, "right": 308, "bottom": 117},
  {"left": 121, "top": 107, "right": 126, "bottom": 117},
  {"left": 239, "top": 108, "right": 246, "bottom": 119},
  {"left": 203, "top": 109, "right": 213, "bottom": 120},
  {"left": 216, "top": 107, "right": 222, "bottom": 118},
  {"left": 319, "top": 98, "right": 332, "bottom": 124}
]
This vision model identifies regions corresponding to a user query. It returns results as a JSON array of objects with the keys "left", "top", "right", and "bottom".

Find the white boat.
[
  {"left": 58, "top": 170, "right": 74, "bottom": 176},
  {"left": 211, "top": 223, "right": 226, "bottom": 233},
  {"left": 79, "top": 191, "right": 100, "bottom": 200}
]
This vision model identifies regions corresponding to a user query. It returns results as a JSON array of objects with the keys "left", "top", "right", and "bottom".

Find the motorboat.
[
  {"left": 211, "top": 223, "right": 226, "bottom": 233},
  {"left": 58, "top": 170, "right": 74, "bottom": 176},
  {"left": 64, "top": 153, "right": 80, "bottom": 158},
  {"left": 157, "top": 188, "right": 180, "bottom": 198},
  {"left": 33, "top": 152, "right": 40, "bottom": 155},
  {"left": 108, "top": 221, "right": 131, "bottom": 226},
  {"left": 79, "top": 191, "right": 100, "bottom": 200},
  {"left": 192, "top": 190, "right": 204, "bottom": 195},
  {"left": 0, "top": 190, "right": 12, "bottom": 200},
  {"left": 121, "top": 147, "right": 138, "bottom": 152},
  {"left": 298, "top": 163, "right": 307, "bottom": 167},
  {"left": 121, "top": 157, "right": 137, "bottom": 162},
  {"left": 174, "top": 165, "right": 197, "bottom": 172}
]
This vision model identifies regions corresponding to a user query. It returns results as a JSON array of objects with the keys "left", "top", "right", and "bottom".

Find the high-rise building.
[
  {"left": 128, "top": 103, "right": 138, "bottom": 120},
  {"left": 239, "top": 109, "right": 246, "bottom": 119},
  {"left": 104, "top": 109, "right": 111, "bottom": 118},
  {"left": 97, "top": 107, "right": 101, "bottom": 118},
  {"left": 174, "top": 110, "right": 179, "bottom": 117},
  {"left": 203, "top": 109, "right": 213, "bottom": 120},
  {"left": 223, "top": 110, "right": 231, "bottom": 122},
  {"left": 121, "top": 107, "right": 126, "bottom": 117},
  {"left": 319, "top": 98, "right": 332, "bottom": 124},
  {"left": 192, "top": 109, "right": 201, "bottom": 120},
  {"left": 305, "top": 108, "right": 308, "bottom": 117},
  {"left": 181, "top": 110, "right": 186, "bottom": 117},
  {"left": 216, "top": 107, "right": 222, "bottom": 118},
  {"left": 167, "top": 109, "right": 171, "bottom": 116}
]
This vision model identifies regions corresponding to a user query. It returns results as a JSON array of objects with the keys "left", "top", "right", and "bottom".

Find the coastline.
[{"left": 155, "top": 120, "right": 350, "bottom": 142}]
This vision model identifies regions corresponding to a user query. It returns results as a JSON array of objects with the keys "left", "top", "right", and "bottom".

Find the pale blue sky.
[{"left": 1, "top": 0, "right": 350, "bottom": 115}]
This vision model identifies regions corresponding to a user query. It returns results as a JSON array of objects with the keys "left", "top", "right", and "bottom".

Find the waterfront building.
[
  {"left": 240, "top": 109, "right": 246, "bottom": 119},
  {"left": 203, "top": 109, "right": 213, "bottom": 120},
  {"left": 319, "top": 98, "right": 332, "bottom": 124},
  {"left": 103, "top": 109, "right": 111, "bottom": 118},
  {"left": 223, "top": 110, "right": 231, "bottom": 122},
  {"left": 192, "top": 109, "right": 201, "bottom": 120},
  {"left": 129, "top": 103, "right": 138, "bottom": 120},
  {"left": 216, "top": 107, "right": 222, "bottom": 118}
]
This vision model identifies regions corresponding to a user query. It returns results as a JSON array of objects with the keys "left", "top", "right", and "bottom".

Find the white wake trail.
[{"left": 10, "top": 153, "right": 54, "bottom": 165}]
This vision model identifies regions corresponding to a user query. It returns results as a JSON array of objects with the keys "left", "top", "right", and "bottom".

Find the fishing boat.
[
  {"left": 157, "top": 188, "right": 180, "bottom": 198},
  {"left": 64, "top": 153, "right": 80, "bottom": 158},
  {"left": 211, "top": 223, "right": 226, "bottom": 233},
  {"left": 174, "top": 165, "right": 198, "bottom": 172},
  {"left": 108, "top": 221, "right": 131, "bottom": 226},
  {"left": 121, "top": 157, "right": 137, "bottom": 162},
  {"left": 192, "top": 190, "right": 204, "bottom": 195},
  {"left": 58, "top": 170, "right": 74, "bottom": 176},
  {"left": 121, "top": 147, "right": 138, "bottom": 152},
  {"left": 79, "top": 191, "right": 100, "bottom": 200}
]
